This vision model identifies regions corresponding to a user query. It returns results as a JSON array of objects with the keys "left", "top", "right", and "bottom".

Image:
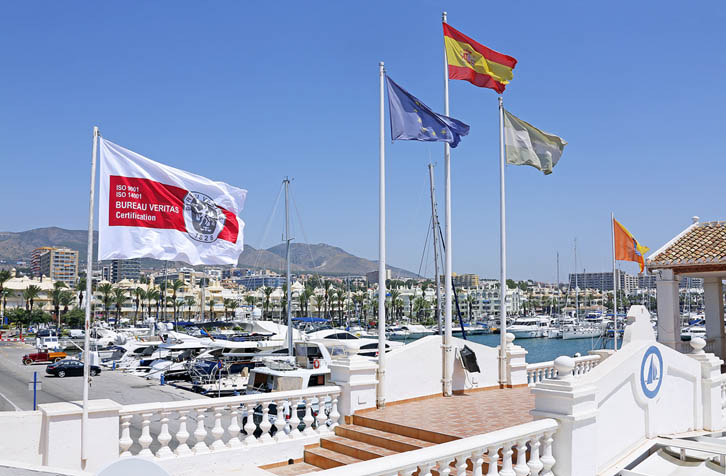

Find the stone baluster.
[
  {"left": 288, "top": 397, "right": 302, "bottom": 438},
  {"left": 329, "top": 394, "right": 341, "bottom": 428},
  {"left": 156, "top": 410, "right": 173, "bottom": 458},
  {"left": 138, "top": 412, "right": 154, "bottom": 457},
  {"left": 119, "top": 414, "right": 133, "bottom": 457},
  {"left": 486, "top": 446, "right": 500, "bottom": 476},
  {"left": 499, "top": 442, "right": 515, "bottom": 476},
  {"left": 419, "top": 462, "right": 436, "bottom": 476},
  {"left": 174, "top": 410, "right": 192, "bottom": 456},
  {"left": 470, "top": 449, "right": 485, "bottom": 476},
  {"left": 454, "top": 453, "right": 468, "bottom": 476},
  {"left": 437, "top": 457, "right": 454, "bottom": 476},
  {"left": 243, "top": 403, "right": 258, "bottom": 446},
  {"left": 399, "top": 467, "right": 417, "bottom": 476},
  {"left": 227, "top": 404, "right": 242, "bottom": 448},
  {"left": 316, "top": 396, "right": 329, "bottom": 434},
  {"left": 210, "top": 406, "right": 226, "bottom": 450},
  {"left": 512, "top": 439, "right": 529, "bottom": 476},
  {"left": 302, "top": 398, "right": 315, "bottom": 436},
  {"left": 274, "top": 400, "right": 287, "bottom": 442},
  {"left": 193, "top": 407, "right": 210, "bottom": 454},
  {"left": 540, "top": 431, "right": 556, "bottom": 476},
  {"left": 258, "top": 402, "right": 273, "bottom": 442},
  {"left": 527, "top": 434, "right": 543, "bottom": 476}
]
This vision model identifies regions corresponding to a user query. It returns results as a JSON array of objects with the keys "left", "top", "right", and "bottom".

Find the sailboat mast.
[
  {"left": 284, "top": 177, "right": 293, "bottom": 356},
  {"left": 428, "top": 164, "right": 443, "bottom": 335},
  {"left": 574, "top": 238, "right": 579, "bottom": 320}
]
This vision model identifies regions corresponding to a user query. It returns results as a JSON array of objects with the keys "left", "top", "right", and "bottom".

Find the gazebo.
[{"left": 648, "top": 217, "right": 726, "bottom": 359}]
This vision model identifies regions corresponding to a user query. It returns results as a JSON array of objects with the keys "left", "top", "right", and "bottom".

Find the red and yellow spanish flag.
[
  {"left": 443, "top": 23, "right": 517, "bottom": 93},
  {"left": 613, "top": 218, "right": 649, "bottom": 273}
]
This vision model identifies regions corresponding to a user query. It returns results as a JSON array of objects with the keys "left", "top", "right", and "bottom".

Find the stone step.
[
  {"left": 304, "top": 446, "right": 362, "bottom": 469},
  {"left": 320, "top": 435, "right": 398, "bottom": 460},
  {"left": 335, "top": 424, "right": 435, "bottom": 452},
  {"left": 266, "top": 462, "right": 321, "bottom": 476},
  {"left": 352, "top": 414, "right": 457, "bottom": 444}
]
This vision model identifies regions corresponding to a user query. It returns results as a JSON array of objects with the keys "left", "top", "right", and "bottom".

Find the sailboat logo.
[{"left": 640, "top": 346, "right": 663, "bottom": 399}]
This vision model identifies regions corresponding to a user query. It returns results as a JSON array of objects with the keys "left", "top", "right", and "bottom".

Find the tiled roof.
[{"left": 648, "top": 221, "right": 726, "bottom": 268}]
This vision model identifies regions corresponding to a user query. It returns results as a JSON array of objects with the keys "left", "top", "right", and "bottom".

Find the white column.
[
  {"left": 703, "top": 277, "right": 725, "bottom": 359},
  {"left": 655, "top": 269, "right": 680, "bottom": 349}
]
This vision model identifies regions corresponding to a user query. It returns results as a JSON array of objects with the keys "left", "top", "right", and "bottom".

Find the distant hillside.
[{"left": 0, "top": 227, "right": 418, "bottom": 278}]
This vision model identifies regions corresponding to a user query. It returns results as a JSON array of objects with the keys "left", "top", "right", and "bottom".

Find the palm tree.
[
  {"left": 223, "top": 298, "right": 239, "bottom": 321},
  {"left": 0, "top": 270, "right": 10, "bottom": 317},
  {"left": 389, "top": 290, "right": 401, "bottom": 320},
  {"left": 51, "top": 282, "right": 67, "bottom": 326},
  {"left": 146, "top": 288, "right": 159, "bottom": 320},
  {"left": 132, "top": 287, "right": 146, "bottom": 327},
  {"left": 335, "top": 289, "right": 345, "bottom": 325},
  {"left": 323, "top": 281, "right": 333, "bottom": 318},
  {"left": 0, "top": 288, "right": 10, "bottom": 319},
  {"left": 113, "top": 287, "right": 128, "bottom": 327},
  {"left": 298, "top": 290, "right": 310, "bottom": 318},
  {"left": 184, "top": 296, "right": 195, "bottom": 320},
  {"left": 23, "top": 285, "right": 42, "bottom": 313},
  {"left": 97, "top": 283, "right": 114, "bottom": 322},
  {"left": 281, "top": 284, "right": 288, "bottom": 322},
  {"left": 208, "top": 298, "right": 215, "bottom": 320},
  {"left": 59, "top": 290, "right": 73, "bottom": 323},
  {"left": 244, "top": 295, "right": 256, "bottom": 308},
  {"left": 170, "top": 279, "right": 184, "bottom": 322},
  {"left": 75, "top": 277, "right": 87, "bottom": 310},
  {"left": 314, "top": 294, "right": 325, "bottom": 318},
  {"left": 262, "top": 286, "right": 273, "bottom": 319}
]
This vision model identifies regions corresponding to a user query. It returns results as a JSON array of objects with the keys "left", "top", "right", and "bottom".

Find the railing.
[
  {"left": 118, "top": 385, "right": 340, "bottom": 458},
  {"left": 312, "top": 418, "right": 559, "bottom": 476},
  {"left": 527, "top": 355, "right": 601, "bottom": 386},
  {"left": 721, "top": 374, "right": 726, "bottom": 419}
]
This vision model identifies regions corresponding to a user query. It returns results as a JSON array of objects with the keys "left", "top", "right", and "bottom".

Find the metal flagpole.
[
  {"left": 377, "top": 61, "right": 387, "bottom": 408},
  {"left": 81, "top": 126, "right": 99, "bottom": 467},
  {"left": 428, "top": 164, "right": 443, "bottom": 336},
  {"left": 498, "top": 96, "right": 508, "bottom": 386},
  {"left": 441, "top": 11, "right": 453, "bottom": 397},
  {"left": 611, "top": 212, "right": 618, "bottom": 350},
  {"left": 284, "top": 177, "right": 293, "bottom": 356}
]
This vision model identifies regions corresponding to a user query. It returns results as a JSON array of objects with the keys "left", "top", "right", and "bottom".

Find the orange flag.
[{"left": 613, "top": 218, "right": 649, "bottom": 273}]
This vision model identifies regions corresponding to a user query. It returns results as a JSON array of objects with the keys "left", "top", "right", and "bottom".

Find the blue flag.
[{"left": 386, "top": 76, "right": 470, "bottom": 148}]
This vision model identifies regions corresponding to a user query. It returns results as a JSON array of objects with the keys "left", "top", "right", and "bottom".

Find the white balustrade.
[
  {"left": 311, "top": 419, "right": 559, "bottom": 476},
  {"left": 527, "top": 355, "right": 601, "bottom": 386},
  {"left": 721, "top": 374, "right": 726, "bottom": 416},
  {"left": 117, "top": 385, "right": 341, "bottom": 459}
]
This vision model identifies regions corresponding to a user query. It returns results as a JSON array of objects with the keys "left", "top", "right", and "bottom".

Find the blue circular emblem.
[{"left": 640, "top": 346, "right": 663, "bottom": 399}]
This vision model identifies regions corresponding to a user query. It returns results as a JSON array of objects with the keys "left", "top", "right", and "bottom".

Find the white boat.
[
  {"left": 508, "top": 316, "right": 550, "bottom": 339},
  {"left": 387, "top": 324, "right": 434, "bottom": 341},
  {"left": 561, "top": 324, "right": 603, "bottom": 340},
  {"left": 680, "top": 325, "right": 706, "bottom": 341},
  {"left": 307, "top": 328, "right": 402, "bottom": 357}
]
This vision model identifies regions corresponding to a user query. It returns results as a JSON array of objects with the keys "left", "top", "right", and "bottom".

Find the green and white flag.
[{"left": 503, "top": 109, "right": 567, "bottom": 175}]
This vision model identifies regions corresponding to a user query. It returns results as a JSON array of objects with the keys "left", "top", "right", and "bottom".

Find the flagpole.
[
  {"left": 498, "top": 97, "right": 507, "bottom": 386},
  {"left": 441, "top": 10, "right": 453, "bottom": 398},
  {"left": 611, "top": 212, "right": 618, "bottom": 350},
  {"left": 81, "top": 126, "right": 99, "bottom": 467},
  {"left": 377, "top": 61, "right": 387, "bottom": 408}
]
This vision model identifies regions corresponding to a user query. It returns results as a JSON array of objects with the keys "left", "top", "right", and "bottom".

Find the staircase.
[{"left": 266, "top": 414, "right": 456, "bottom": 475}]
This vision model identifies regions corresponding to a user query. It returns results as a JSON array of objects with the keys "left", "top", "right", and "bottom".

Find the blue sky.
[{"left": 1, "top": 1, "right": 725, "bottom": 282}]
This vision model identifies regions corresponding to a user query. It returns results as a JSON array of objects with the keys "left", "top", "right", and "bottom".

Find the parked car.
[
  {"left": 45, "top": 359, "right": 101, "bottom": 378},
  {"left": 22, "top": 351, "right": 67, "bottom": 365}
]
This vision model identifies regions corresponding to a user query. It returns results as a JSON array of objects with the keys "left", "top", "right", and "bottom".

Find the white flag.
[
  {"left": 99, "top": 138, "right": 247, "bottom": 265},
  {"left": 503, "top": 109, "right": 567, "bottom": 175}
]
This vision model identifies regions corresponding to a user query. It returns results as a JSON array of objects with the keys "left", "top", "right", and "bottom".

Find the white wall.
[
  {"left": 384, "top": 336, "right": 499, "bottom": 403},
  {"left": 0, "top": 411, "right": 43, "bottom": 466}
]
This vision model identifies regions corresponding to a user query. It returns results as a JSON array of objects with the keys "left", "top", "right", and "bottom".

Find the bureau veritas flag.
[{"left": 98, "top": 138, "right": 247, "bottom": 265}]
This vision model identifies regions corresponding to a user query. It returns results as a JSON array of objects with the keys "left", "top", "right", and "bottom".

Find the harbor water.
[{"left": 464, "top": 334, "right": 619, "bottom": 363}]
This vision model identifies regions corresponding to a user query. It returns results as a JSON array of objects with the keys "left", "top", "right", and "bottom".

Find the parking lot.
[{"left": 0, "top": 342, "right": 201, "bottom": 411}]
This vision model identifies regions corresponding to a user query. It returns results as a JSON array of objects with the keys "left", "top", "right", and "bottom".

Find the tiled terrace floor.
[{"left": 358, "top": 386, "right": 536, "bottom": 439}]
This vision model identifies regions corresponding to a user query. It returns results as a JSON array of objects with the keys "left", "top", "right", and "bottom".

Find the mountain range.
[{"left": 0, "top": 227, "right": 417, "bottom": 278}]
